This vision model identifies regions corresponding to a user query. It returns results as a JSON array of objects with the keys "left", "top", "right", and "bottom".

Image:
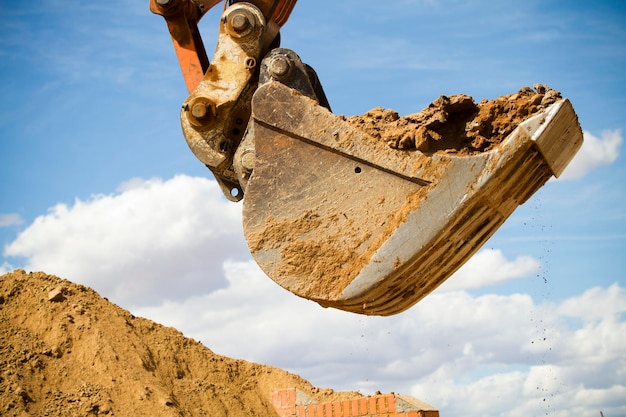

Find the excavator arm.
[{"left": 151, "top": 0, "right": 583, "bottom": 315}]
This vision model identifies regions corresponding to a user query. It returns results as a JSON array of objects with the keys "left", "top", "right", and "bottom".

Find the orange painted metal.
[
  {"left": 150, "top": 0, "right": 297, "bottom": 92},
  {"left": 149, "top": 0, "right": 216, "bottom": 92}
]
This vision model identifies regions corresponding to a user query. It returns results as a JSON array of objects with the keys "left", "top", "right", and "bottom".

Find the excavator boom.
[{"left": 151, "top": 1, "right": 583, "bottom": 315}]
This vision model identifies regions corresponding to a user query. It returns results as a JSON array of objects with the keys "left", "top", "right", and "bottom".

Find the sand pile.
[{"left": 0, "top": 270, "right": 360, "bottom": 416}]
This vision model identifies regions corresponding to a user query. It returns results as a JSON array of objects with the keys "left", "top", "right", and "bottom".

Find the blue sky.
[{"left": 1, "top": 1, "right": 625, "bottom": 416}]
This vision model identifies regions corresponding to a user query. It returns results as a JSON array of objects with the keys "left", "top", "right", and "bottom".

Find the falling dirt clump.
[
  {"left": 0, "top": 270, "right": 362, "bottom": 417},
  {"left": 346, "top": 84, "right": 562, "bottom": 154}
]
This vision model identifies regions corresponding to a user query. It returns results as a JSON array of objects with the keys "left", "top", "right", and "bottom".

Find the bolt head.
[
  {"left": 241, "top": 152, "right": 256, "bottom": 172},
  {"left": 191, "top": 102, "right": 208, "bottom": 119},
  {"left": 186, "top": 98, "right": 215, "bottom": 127},
  {"left": 269, "top": 56, "right": 291, "bottom": 78},
  {"left": 225, "top": 9, "right": 255, "bottom": 38},
  {"left": 230, "top": 13, "right": 250, "bottom": 32}
]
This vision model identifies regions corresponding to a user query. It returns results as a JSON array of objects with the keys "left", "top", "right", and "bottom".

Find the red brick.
[
  {"left": 359, "top": 398, "right": 368, "bottom": 415},
  {"left": 386, "top": 395, "right": 396, "bottom": 412},
  {"left": 374, "top": 396, "right": 383, "bottom": 413},
  {"left": 297, "top": 405, "right": 307, "bottom": 417},
  {"left": 351, "top": 399, "right": 359, "bottom": 416},
  {"left": 342, "top": 400, "right": 351, "bottom": 416},
  {"left": 328, "top": 401, "right": 341, "bottom": 417},
  {"left": 369, "top": 397, "right": 378, "bottom": 414},
  {"left": 307, "top": 404, "right": 316, "bottom": 417},
  {"left": 277, "top": 406, "right": 296, "bottom": 416},
  {"left": 388, "top": 413, "right": 404, "bottom": 417},
  {"left": 406, "top": 412, "right": 420, "bottom": 417},
  {"left": 272, "top": 389, "right": 298, "bottom": 416},
  {"left": 288, "top": 389, "right": 297, "bottom": 407},
  {"left": 327, "top": 401, "right": 341, "bottom": 417}
]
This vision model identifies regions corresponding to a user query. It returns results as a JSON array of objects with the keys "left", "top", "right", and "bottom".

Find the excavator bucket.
[
  {"left": 241, "top": 52, "right": 583, "bottom": 316},
  {"left": 151, "top": 1, "right": 583, "bottom": 316}
]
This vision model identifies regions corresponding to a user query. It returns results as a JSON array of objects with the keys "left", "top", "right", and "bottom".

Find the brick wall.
[{"left": 271, "top": 388, "right": 439, "bottom": 417}]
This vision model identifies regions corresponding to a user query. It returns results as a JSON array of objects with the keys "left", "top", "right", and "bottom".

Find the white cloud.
[
  {"left": 406, "top": 292, "right": 625, "bottom": 416},
  {"left": 414, "top": 363, "right": 626, "bottom": 417},
  {"left": 439, "top": 249, "right": 540, "bottom": 291},
  {"left": 3, "top": 175, "right": 249, "bottom": 307},
  {"left": 0, "top": 213, "right": 24, "bottom": 227},
  {"left": 558, "top": 283, "right": 626, "bottom": 320},
  {"left": 559, "top": 129, "right": 623, "bottom": 180}
]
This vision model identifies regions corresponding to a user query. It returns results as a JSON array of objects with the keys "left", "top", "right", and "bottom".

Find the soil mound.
[
  {"left": 346, "top": 84, "right": 561, "bottom": 154},
  {"left": 0, "top": 270, "right": 360, "bottom": 416}
]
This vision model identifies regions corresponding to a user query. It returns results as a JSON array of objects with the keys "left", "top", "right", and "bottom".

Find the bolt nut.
[
  {"left": 269, "top": 55, "right": 292, "bottom": 79},
  {"left": 230, "top": 13, "right": 250, "bottom": 32},
  {"left": 240, "top": 151, "right": 256, "bottom": 172},
  {"left": 186, "top": 97, "right": 215, "bottom": 127},
  {"left": 191, "top": 102, "right": 209, "bottom": 119},
  {"left": 225, "top": 9, "right": 256, "bottom": 39}
]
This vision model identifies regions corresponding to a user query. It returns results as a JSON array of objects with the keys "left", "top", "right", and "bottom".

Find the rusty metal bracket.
[
  {"left": 151, "top": 0, "right": 300, "bottom": 200},
  {"left": 179, "top": 2, "right": 268, "bottom": 201},
  {"left": 150, "top": 0, "right": 298, "bottom": 92}
]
